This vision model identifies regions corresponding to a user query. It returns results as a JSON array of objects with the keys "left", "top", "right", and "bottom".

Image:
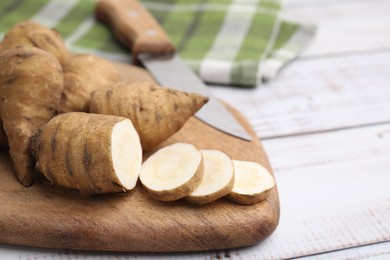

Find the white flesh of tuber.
[
  {"left": 111, "top": 119, "right": 143, "bottom": 190},
  {"left": 139, "top": 143, "right": 203, "bottom": 201},
  {"left": 187, "top": 149, "right": 234, "bottom": 204},
  {"left": 227, "top": 160, "right": 275, "bottom": 205}
]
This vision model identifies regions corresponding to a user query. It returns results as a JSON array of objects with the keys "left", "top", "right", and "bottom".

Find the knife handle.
[{"left": 95, "top": 0, "right": 175, "bottom": 58}]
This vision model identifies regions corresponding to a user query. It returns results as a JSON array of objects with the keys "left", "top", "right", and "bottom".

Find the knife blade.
[{"left": 95, "top": 0, "right": 251, "bottom": 141}]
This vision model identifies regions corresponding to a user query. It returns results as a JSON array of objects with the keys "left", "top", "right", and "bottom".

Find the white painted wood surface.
[
  {"left": 214, "top": 52, "right": 390, "bottom": 139},
  {"left": 1, "top": 0, "right": 390, "bottom": 259},
  {"left": 213, "top": 0, "right": 390, "bottom": 258},
  {"left": 284, "top": 0, "right": 390, "bottom": 57}
]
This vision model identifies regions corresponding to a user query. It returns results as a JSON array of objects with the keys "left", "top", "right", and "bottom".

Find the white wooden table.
[{"left": 1, "top": 0, "right": 389, "bottom": 259}]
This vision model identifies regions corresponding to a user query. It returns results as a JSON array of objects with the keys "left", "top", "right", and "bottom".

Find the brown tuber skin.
[
  {"left": 89, "top": 82, "right": 209, "bottom": 151},
  {"left": 0, "top": 120, "right": 8, "bottom": 147},
  {"left": 0, "top": 46, "right": 63, "bottom": 186},
  {"left": 0, "top": 20, "right": 71, "bottom": 66},
  {"left": 57, "top": 54, "right": 121, "bottom": 113}
]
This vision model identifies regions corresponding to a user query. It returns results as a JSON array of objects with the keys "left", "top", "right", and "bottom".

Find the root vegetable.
[
  {"left": 31, "top": 112, "right": 142, "bottom": 195},
  {"left": 0, "top": 20, "right": 71, "bottom": 65},
  {"left": 0, "top": 46, "right": 63, "bottom": 186},
  {"left": 186, "top": 150, "right": 234, "bottom": 204},
  {"left": 227, "top": 160, "right": 275, "bottom": 205},
  {"left": 0, "top": 121, "right": 7, "bottom": 147},
  {"left": 140, "top": 143, "right": 203, "bottom": 201},
  {"left": 57, "top": 54, "right": 120, "bottom": 113},
  {"left": 89, "top": 82, "right": 208, "bottom": 151}
]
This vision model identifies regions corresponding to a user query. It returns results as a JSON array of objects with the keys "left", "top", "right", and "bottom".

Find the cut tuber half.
[
  {"left": 140, "top": 143, "right": 203, "bottom": 201},
  {"left": 187, "top": 149, "right": 234, "bottom": 204},
  {"left": 31, "top": 112, "right": 142, "bottom": 195},
  {"left": 227, "top": 160, "right": 275, "bottom": 205}
]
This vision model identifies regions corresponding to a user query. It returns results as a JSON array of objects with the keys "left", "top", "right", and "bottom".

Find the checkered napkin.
[{"left": 0, "top": 0, "right": 315, "bottom": 87}]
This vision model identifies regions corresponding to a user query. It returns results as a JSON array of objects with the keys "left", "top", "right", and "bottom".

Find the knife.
[{"left": 95, "top": 0, "right": 251, "bottom": 141}]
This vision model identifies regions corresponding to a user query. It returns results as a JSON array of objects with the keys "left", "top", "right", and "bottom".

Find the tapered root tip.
[{"left": 191, "top": 94, "right": 209, "bottom": 113}]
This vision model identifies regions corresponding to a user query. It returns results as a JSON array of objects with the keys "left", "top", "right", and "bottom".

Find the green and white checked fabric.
[{"left": 0, "top": 0, "right": 315, "bottom": 87}]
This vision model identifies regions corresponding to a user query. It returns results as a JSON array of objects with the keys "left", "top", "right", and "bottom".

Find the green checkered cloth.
[{"left": 0, "top": 0, "right": 315, "bottom": 87}]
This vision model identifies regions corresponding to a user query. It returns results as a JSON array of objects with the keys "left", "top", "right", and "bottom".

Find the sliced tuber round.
[
  {"left": 31, "top": 112, "right": 142, "bottom": 195},
  {"left": 140, "top": 143, "right": 204, "bottom": 201},
  {"left": 187, "top": 149, "right": 234, "bottom": 204},
  {"left": 227, "top": 160, "right": 275, "bottom": 205}
]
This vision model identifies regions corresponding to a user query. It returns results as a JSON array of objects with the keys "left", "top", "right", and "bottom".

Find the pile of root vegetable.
[{"left": 0, "top": 21, "right": 274, "bottom": 205}]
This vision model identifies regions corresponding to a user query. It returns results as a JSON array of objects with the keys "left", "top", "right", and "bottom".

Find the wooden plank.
[
  {"left": 211, "top": 52, "right": 390, "bottom": 139},
  {"left": 282, "top": 0, "right": 390, "bottom": 57},
  {"left": 0, "top": 112, "right": 279, "bottom": 253},
  {"left": 298, "top": 241, "right": 390, "bottom": 260},
  {"left": 256, "top": 124, "right": 390, "bottom": 259},
  {"left": 2, "top": 240, "right": 390, "bottom": 259},
  {"left": 222, "top": 123, "right": 390, "bottom": 259},
  {"left": 0, "top": 63, "right": 279, "bottom": 253}
]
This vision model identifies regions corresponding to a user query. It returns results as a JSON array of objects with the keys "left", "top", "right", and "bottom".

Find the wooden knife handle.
[{"left": 95, "top": 0, "right": 175, "bottom": 58}]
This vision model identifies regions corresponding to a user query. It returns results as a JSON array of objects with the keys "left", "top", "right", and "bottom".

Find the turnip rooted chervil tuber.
[
  {"left": 31, "top": 112, "right": 142, "bottom": 195},
  {"left": 0, "top": 20, "right": 71, "bottom": 66},
  {"left": 0, "top": 46, "right": 63, "bottom": 186},
  {"left": 0, "top": 20, "right": 76, "bottom": 148},
  {"left": 57, "top": 54, "right": 120, "bottom": 113},
  {"left": 89, "top": 82, "right": 209, "bottom": 151}
]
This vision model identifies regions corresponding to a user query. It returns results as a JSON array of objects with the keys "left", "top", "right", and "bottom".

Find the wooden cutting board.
[{"left": 0, "top": 63, "right": 280, "bottom": 252}]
